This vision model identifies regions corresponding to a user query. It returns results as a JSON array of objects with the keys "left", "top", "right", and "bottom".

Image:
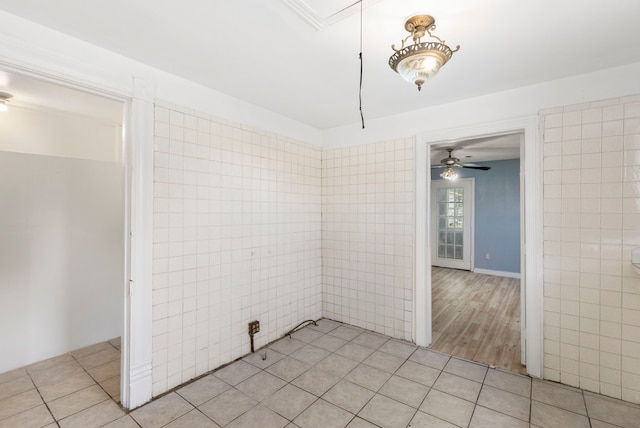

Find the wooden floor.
[{"left": 429, "top": 267, "right": 526, "bottom": 374}]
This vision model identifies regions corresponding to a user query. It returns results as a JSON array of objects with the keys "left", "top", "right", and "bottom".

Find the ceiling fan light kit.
[
  {"left": 389, "top": 14, "right": 459, "bottom": 91},
  {"left": 440, "top": 167, "right": 458, "bottom": 180},
  {"left": 434, "top": 149, "right": 491, "bottom": 180}
]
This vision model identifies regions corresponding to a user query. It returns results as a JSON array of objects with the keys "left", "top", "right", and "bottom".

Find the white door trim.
[
  {"left": 124, "top": 78, "right": 155, "bottom": 409},
  {"left": 413, "top": 141, "right": 430, "bottom": 347},
  {"left": 413, "top": 116, "right": 543, "bottom": 378}
]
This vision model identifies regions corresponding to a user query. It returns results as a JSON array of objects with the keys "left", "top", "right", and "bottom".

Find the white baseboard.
[
  {"left": 473, "top": 268, "right": 521, "bottom": 279},
  {"left": 127, "top": 361, "right": 153, "bottom": 409}
]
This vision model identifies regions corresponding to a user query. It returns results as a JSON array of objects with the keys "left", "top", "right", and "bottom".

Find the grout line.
[
  {"left": 529, "top": 373, "right": 533, "bottom": 424},
  {"left": 24, "top": 371, "right": 59, "bottom": 427},
  {"left": 69, "top": 346, "right": 122, "bottom": 408}
]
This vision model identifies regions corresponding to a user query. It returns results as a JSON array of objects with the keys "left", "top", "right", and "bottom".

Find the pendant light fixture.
[{"left": 389, "top": 14, "right": 459, "bottom": 91}]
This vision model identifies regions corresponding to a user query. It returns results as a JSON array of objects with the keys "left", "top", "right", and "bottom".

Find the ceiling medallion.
[{"left": 389, "top": 14, "right": 459, "bottom": 91}]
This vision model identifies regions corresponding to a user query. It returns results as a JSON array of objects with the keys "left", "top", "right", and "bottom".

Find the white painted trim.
[
  {"left": 414, "top": 116, "right": 543, "bottom": 378},
  {"left": 414, "top": 142, "right": 430, "bottom": 347},
  {"left": 121, "top": 99, "right": 133, "bottom": 410},
  {"left": 524, "top": 116, "right": 544, "bottom": 378},
  {"left": 519, "top": 133, "right": 527, "bottom": 365},
  {"left": 123, "top": 78, "right": 155, "bottom": 409},
  {"left": 282, "top": 0, "right": 384, "bottom": 29},
  {"left": 473, "top": 268, "right": 521, "bottom": 279}
]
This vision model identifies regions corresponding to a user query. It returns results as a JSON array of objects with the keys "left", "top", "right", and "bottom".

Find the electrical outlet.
[
  {"left": 485, "top": 252, "right": 490, "bottom": 260},
  {"left": 248, "top": 320, "right": 260, "bottom": 335}
]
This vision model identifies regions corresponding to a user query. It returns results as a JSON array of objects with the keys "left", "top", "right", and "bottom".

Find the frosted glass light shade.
[
  {"left": 440, "top": 167, "right": 458, "bottom": 180},
  {"left": 395, "top": 50, "right": 445, "bottom": 91}
]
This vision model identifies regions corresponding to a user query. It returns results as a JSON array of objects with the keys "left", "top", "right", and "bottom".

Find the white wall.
[
  {"left": 322, "top": 140, "right": 415, "bottom": 341},
  {"left": 0, "top": 151, "right": 123, "bottom": 373},
  {"left": 0, "top": 104, "right": 122, "bottom": 162},
  {"left": 151, "top": 101, "right": 322, "bottom": 395},
  {"left": 0, "top": 100, "right": 124, "bottom": 373},
  {"left": 541, "top": 95, "right": 640, "bottom": 404}
]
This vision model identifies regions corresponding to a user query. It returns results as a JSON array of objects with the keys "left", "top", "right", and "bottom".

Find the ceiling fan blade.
[
  {"left": 430, "top": 165, "right": 446, "bottom": 169},
  {"left": 461, "top": 165, "right": 491, "bottom": 170}
]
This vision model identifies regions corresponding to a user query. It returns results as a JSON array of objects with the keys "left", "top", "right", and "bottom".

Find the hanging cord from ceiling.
[
  {"left": 326, "top": 0, "right": 365, "bottom": 129},
  {"left": 358, "top": 0, "right": 365, "bottom": 128}
]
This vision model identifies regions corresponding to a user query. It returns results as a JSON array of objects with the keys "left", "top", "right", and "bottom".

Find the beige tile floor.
[
  {"left": 1, "top": 320, "right": 639, "bottom": 427},
  {"left": 0, "top": 337, "right": 121, "bottom": 427}
]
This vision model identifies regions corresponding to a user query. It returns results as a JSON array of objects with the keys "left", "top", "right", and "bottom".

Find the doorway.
[
  {"left": 413, "top": 117, "right": 544, "bottom": 378},
  {"left": 429, "top": 138, "right": 523, "bottom": 372},
  {"left": 0, "top": 69, "right": 127, "bottom": 401}
]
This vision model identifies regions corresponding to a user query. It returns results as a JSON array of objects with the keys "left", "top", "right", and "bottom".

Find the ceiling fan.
[{"left": 432, "top": 148, "right": 491, "bottom": 179}]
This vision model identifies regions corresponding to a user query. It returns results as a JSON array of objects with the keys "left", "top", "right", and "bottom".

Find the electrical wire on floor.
[{"left": 283, "top": 320, "right": 318, "bottom": 338}]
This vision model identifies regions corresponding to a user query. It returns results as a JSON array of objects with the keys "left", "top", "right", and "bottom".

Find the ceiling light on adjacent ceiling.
[
  {"left": 440, "top": 167, "right": 458, "bottom": 180},
  {"left": 389, "top": 14, "right": 459, "bottom": 91},
  {"left": 0, "top": 91, "right": 13, "bottom": 112}
]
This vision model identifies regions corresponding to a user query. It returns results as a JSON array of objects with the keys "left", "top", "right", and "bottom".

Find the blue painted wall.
[{"left": 431, "top": 159, "right": 521, "bottom": 274}]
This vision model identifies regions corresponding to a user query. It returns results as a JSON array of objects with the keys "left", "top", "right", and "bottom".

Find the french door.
[{"left": 431, "top": 178, "right": 474, "bottom": 270}]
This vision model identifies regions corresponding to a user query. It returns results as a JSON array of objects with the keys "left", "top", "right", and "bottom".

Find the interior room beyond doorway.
[
  {"left": 0, "top": 70, "right": 125, "bottom": 391},
  {"left": 427, "top": 133, "right": 524, "bottom": 374}
]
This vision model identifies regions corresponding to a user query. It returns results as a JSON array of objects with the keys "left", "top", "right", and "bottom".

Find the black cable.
[
  {"left": 359, "top": 0, "right": 365, "bottom": 129},
  {"left": 284, "top": 319, "right": 318, "bottom": 338}
]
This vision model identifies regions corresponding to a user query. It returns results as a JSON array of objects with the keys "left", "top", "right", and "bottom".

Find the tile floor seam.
[
  {"left": 530, "top": 397, "right": 593, "bottom": 423},
  {"left": 529, "top": 373, "right": 533, "bottom": 425},
  {"left": 267, "top": 383, "right": 317, "bottom": 421},
  {"left": 581, "top": 389, "right": 591, "bottom": 423},
  {"left": 0, "top": 392, "right": 52, "bottom": 426},
  {"left": 20, "top": 341, "right": 124, "bottom": 426},
  {"left": 24, "top": 369, "right": 58, "bottom": 426},
  {"left": 153, "top": 403, "right": 198, "bottom": 428},
  {"left": 70, "top": 351, "right": 122, "bottom": 416}
]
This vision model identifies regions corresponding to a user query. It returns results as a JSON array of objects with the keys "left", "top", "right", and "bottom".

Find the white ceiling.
[
  {"left": 431, "top": 133, "right": 522, "bottom": 164},
  {"left": 0, "top": 0, "right": 638, "bottom": 132}
]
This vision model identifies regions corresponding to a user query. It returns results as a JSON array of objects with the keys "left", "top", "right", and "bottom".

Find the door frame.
[
  {"left": 0, "top": 61, "right": 155, "bottom": 408},
  {"left": 431, "top": 177, "right": 475, "bottom": 271},
  {"left": 413, "top": 116, "right": 543, "bottom": 378}
]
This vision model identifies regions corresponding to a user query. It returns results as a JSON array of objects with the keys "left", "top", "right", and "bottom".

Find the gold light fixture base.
[{"left": 405, "top": 15, "right": 435, "bottom": 33}]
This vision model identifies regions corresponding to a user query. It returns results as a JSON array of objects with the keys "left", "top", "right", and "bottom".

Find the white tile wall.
[
  {"left": 150, "top": 95, "right": 640, "bottom": 404},
  {"left": 152, "top": 101, "right": 322, "bottom": 396},
  {"left": 542, "top": 95, "right": 640, "bottom": 404},
  {"left": 321, "top": 140, "right": 415, "bottom": 341}
]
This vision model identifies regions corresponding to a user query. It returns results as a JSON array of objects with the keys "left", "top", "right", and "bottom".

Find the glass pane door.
[
  {"left": 437, "top": 188, "right": 464, "bottom": 260},
  {"left": 431, "top": 178, "right": 473, "bottom": 270}
]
